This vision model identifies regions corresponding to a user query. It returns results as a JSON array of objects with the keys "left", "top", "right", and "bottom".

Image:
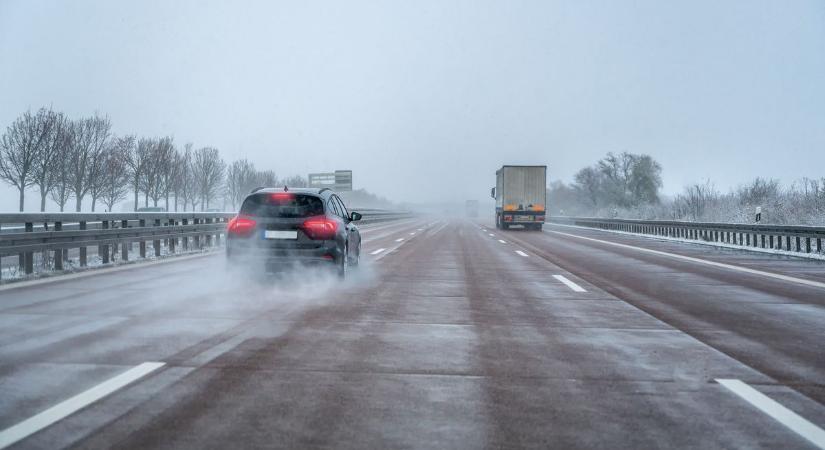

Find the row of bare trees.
[{"left": 1, "top": 108, "right": 307, "bottom": 212}]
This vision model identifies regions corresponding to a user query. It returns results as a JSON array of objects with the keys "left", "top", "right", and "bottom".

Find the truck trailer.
[{"left": 491, "top": 165, "right": 546, "bottom": 230}]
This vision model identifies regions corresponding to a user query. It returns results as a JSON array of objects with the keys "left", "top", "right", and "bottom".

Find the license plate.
[
  {"left": 264, "top": 230, "right": 298, "bottom": 239},
  {"left": 515, "top": 215, "right": 533, "bottom": 221}
]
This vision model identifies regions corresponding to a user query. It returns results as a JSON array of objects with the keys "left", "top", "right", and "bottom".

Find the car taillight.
[
  {"left": 302, "top": 216, "right": 338, "bottom": 240},
  {"left": 536, "top": 216, "right": 545, "bottom": 222},
  {"left": 504, "top": 215, "right": 513, "bottom": 222},
  {"left": 227, "top": 216, "right": 256, "bottom": 237}
]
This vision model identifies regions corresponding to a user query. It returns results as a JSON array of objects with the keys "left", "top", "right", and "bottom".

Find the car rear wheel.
[
  {"left": 350, "top": 242, "right": 360, "bottom": 267},
  {"left": 338, "top": 244, "right": 349, "bottom": 278}
]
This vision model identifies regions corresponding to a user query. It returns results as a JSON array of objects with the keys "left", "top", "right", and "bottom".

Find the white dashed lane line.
[
  {"left": 515, "top": 250, "right": 529, "bottom": 257},
  {"left": 716, "top": 379, "right": 825, "bottom": 449},
  {"left": 370, "top": 248, "right": 386, "bottom": 255},
  {"left": 553, "top": 274, "right": 587, "bottom": 292},
  {"left": 498, "top": 240, "right": 507, "bottom": 244},
  {"left": 395, "top": 238, "right": 404, "bottom": 242},
  {"left": 488, "top": 233, "right": 495, "bottom": 237},
  {"left": 0, "top": 362, "right": 166, "bottom": 449}
]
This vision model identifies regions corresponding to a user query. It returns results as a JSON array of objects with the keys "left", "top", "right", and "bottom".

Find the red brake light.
[
  {"left": 269, "top": 193, "right": 295, "bottom": 203},
  {"left": 227, "top": 216, "right": 257, "bottom": 237},
  {"left": 302, "top": 216, "right": 338, "bottom": 240}
]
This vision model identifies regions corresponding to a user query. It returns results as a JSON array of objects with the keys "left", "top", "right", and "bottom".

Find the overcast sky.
[{"left": 1, "top": 0, "right": 824, "bottom": 210}]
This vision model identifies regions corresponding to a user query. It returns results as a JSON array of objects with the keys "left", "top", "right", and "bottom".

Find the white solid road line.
[
  {"left": 370, "top": 248, "right": 386, "bottom": 255},
  {"left": 395, "top": 238, "right": 404, "bottom": 242},
  {"left": 498, "top": 239, "right": 507, "bottom": 244},
  {"left": 553, "top": 274, "right": 587, "bottom": 292},
  {"left": 0, "top": 362, "right": 166, "bottom": 449},
  {"left": 716, "top": 379, "right": 825, "bottom": 449},
  {"left": 515, "top": 250, "right": 529, "bottom": 257},
  {"left": 548, "top": 229, "right": 825, "bottom": 290}
]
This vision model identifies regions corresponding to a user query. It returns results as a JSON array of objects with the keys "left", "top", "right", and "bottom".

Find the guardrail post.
[
  {"left": 24, "top": 222, "right": 34, "bottom": 274},
  {"left": 100, "top": 221, "right": 110, "bottom": 264},
  {"left": 54, "top": 222, "right": 63, "bottom": 270},
  {"left": 817, "top": 238, "right": 822, "bottom": 254},
  {"left": 805, "top": 237, "right": 811, "bottom": 253},
  {"left": 182, "top": 219, "right": 189, "bottom": 251},
  {"left": 154, "top": 219, "right": 161, "bottom": 257},
  {"left": 121, "top": 220, "right": 129, "bottom": 261},
  {"left": 214, "top": 218, "right": 221, "bottom": 247},
  {"left": 168, "top": 219, "right": 176, "bottom": 254},
  {"left": 138, "top": 219, "right": 146, "bottom": 258},
  {"left": 205, "top": 218, "right": 213, "bottom": 247},
  {"left": 785, "top": 236, "right": 791, "bottom": 251},
  {"left": 78, "top": 221, "right": 87, "bottom": 266},
  {"left": 194, "top": 218, "right": 201, "bottom": 249}
]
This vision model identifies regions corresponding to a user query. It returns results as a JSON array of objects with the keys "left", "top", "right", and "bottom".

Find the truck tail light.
[
  {"left": 302, "top": 216, "right": 338, "bottom": 240},
  {"left": 503, "top": 216, "right": 513, "bottom": 222},
  {"left": 536, "top": 216, "right": 545, "bottom": 222}
]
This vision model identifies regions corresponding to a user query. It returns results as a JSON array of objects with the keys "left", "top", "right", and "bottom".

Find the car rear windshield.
[{"left": 240, "top": 193, "right": 324, "bottom": 218}]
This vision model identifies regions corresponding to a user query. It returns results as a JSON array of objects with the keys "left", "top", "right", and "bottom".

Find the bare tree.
[
  {"left": 67, "top": 114, "right": 111, "bottom": 211},
  {"left": 99, "top": 137, "right": 131, "bottom": 211},
  {"left": 49, "top": 126, "right": 74, "bottom": 212},
  {"left": 32, "top": 109, "right": 66, "bottom": 211},
  {"left": 140, "top": 137, "right": 174, "bottom": 208},
  {"left": 225, "top": 158, "right": 256, "bottom": 209},
  {"left": 177, "top": 143, "right": 196, "bottom": 211},
  {"left": 193, "top": 147, "right": 225, "bottom": 210},
  {"left": 0, "top": 110, "right": 51, "bottom": 211},
  {"left": 126, "top": 137, "right": 151, "bottom": 211},
  {"left": 255, "top": 170, "right": 278, "bottom": 188},
  {"left": 155, "top": 137, "right": 176, "bottom": 210},
  {"left": 283, "top": 174, "right": 308, "bottom": 188}
]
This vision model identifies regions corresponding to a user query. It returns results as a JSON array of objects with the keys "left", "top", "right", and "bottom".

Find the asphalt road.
[{"left": 0, "top": 218, "right": 823, "bottom": 449}]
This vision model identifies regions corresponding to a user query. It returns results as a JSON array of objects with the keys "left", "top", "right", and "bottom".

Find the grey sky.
[{"left": 1, "top": 0, "right": 824, "bottom": 210}]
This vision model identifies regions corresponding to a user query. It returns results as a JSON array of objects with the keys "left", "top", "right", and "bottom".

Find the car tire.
[
  {"left": 338, "top": 244, "right": 349, "bottom": 278},
  {"left": 350, "top": 242, "right": 360, "bottom": 267}
]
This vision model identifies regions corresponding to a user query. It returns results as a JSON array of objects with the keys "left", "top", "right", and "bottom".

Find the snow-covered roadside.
[{"left": 548, "top": 222, "right": 825, "bottom": 261}]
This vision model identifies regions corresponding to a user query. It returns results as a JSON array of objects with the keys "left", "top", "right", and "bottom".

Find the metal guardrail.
[
  {"left": 548, "top": 216, "right": 825, "bottom": 256},
  {"left": 0, "top": 209, "right": 413, "bottom": 280}
]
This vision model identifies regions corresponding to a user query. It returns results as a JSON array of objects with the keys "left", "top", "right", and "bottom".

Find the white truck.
[{"left": 491, "top": 165, "right": 547, "bottom": 230}]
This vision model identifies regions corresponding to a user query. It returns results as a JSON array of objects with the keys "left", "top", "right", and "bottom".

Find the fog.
[{"left": 1, "top": 0, "right": 824, "bottom": 211}]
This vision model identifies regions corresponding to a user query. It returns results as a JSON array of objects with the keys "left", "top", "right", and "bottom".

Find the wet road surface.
[{"left": 1, "top": 218, "right": 823, "bottom": 449}]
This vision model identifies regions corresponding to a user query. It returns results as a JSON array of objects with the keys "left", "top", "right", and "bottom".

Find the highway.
[{"left": 1, "top": 218, "right": 824, "bottom": 449}]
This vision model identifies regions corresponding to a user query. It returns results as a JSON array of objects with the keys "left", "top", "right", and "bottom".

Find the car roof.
[{"left": 248, "top": 187, "right": 334, "bottom": 197}]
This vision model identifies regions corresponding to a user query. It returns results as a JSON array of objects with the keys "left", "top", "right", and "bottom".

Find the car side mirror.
[
  {"left": 349, "top": 211, "right": 362, "bottom": 222},
  {"left": 490, "top": 187, "right": 496, "bottom": 199}
]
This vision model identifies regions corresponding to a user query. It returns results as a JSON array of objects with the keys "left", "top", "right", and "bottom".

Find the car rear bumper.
[{"left": 226, "top": 240, "right": 342, "bottom": 269}]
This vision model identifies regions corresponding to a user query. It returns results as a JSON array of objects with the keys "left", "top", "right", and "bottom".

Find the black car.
[{"left": 226, "top": 187, "right": 362, "bottom": 276}]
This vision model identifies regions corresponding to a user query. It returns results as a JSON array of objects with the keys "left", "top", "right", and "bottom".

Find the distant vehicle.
[
  {"left": 491, "top": 165, "right": 546, "bottom": 230},
  {"left": 465, "top": 200, "right": 479, "bottom": 218},
  {"left": 136, "top": 207, "right": 166, "bottom": 212},
  {"left": 225, "top": 187, "right": 362, "bottom": 277}
]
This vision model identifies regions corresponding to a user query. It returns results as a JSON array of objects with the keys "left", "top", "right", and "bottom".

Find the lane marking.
[
  {"left": 515, "top": 250, "right": 529, "bottom": 257},
  {"left": 488, "top": 233, "right": 495, "bottom": 237},
  {"left": 395, "top": 238, "right": 404, "bottom": 242},
  {"left": 418, "top": 228, "right": 423, "bottom": 231},
  {"left": 370, "top": 248, "right": 386, "bottom": 255},
  {"left": 409, "top": 232, "right": 416, "bottom": 236},
  {"left": 498, "top": 239, "right": 507, "bottom": 244},
  {"left": 547, "top": 229, "right": 825, "bottom": 290},
  {"left": 553, "top": 274, "right": 587, "bottom": 292},
  {"left": 0, "top": 362, "right": 166, "bottom": 449},
  {"left": 716, "top": 379, "right": 825, "bottom": 449}
]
